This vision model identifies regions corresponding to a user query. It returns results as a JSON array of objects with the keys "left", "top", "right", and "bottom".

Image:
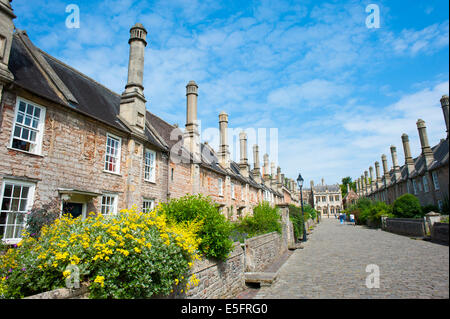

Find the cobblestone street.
[{"left": 254, "top": 219, "right": 449, "bottom": 299}]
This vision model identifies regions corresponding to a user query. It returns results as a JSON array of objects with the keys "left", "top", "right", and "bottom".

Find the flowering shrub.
[
  {"left": 25, "top": 202, "right": 60, "bottom": 238},
  {"left": 159, "top": 195, "right": 234, "bottom": 261},
  {"left": 0, "top": 206, "right": 201, "bottom": 299}
]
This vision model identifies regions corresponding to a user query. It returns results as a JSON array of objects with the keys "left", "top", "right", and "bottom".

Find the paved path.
[{"left": 254, "top": 219, "right": 449, "bottom": 299}]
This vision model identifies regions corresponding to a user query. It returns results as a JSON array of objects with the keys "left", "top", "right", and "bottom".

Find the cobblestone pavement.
[{"left": 254, "top": 219, "right": 449, "bottom": 299}]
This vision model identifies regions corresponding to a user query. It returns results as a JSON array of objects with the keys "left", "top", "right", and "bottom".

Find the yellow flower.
[
  {"left": 94, "top": 275, "right": 105, "bottom": 287},
  {"left": 70, "top": 255, "right": 80, "bottom": 265},
  {"left": 134, "top": 247, "right": 141, "bottom": 253},
  {"left": 63, "top": 270, "right": 71, "bottom": 278}
]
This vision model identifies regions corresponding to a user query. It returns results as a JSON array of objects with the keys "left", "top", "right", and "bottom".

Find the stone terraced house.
[
  {"left": 356, "top": 95, "right": 449, "bottom": 211},
  {"left": 0, "top": 1, "right": 299, "bottom": 244}
]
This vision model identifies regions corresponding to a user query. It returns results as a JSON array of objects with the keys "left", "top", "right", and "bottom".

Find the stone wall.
[
  {"left": 431, "top": 222, "right": 449, "bottom": 245},
  {"left": 244, "top": 232, "right": 283, "bottom": 272},
  {"left": 24, "top": 283, "right": 89, "bottom": 299},
  {"left": 174, "top": 242, "right": 245, "bottom": 299},
  {"left": 384, "top": 218, "right": 426, "bottom": 237}
]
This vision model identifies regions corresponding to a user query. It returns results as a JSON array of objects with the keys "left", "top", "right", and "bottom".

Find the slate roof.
[
  {"left": 379, "top": 138, "right": 448, "bottom": 188},
  {"left": 313, "top": 184, "right": 341, "bottom": 193},
  {"left": 8, "top": 31, "right": 166, "bottom": 151}
]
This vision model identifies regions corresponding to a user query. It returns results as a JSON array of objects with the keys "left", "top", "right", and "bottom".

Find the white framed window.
[
  {"left": 144, "top": 149, "right": 156, "bottom": 182},
  {"left": 422, "top": 176, "right": 429, "bottom": 193},
  {"left": 10, "top": 98, "right": 46, "bottom": 155},
  {"left": 412, "top": 180, "right": 418, "bottom": 195},
  {"left": 104, "top": 134, "right": 121, "bottom": 174},
  {"left": 1, "top": 179, "right": 35, "bottom": 244},
  {"left": 231, "top": 182, "right": 235, "bottom": 199},
  {"left": 101, "top": 194, "right": 118, "bottom": 216},
  {"left": 218, "top": 178, "right": 223, "bottom": 196},
  {"left": 142, "top": 198, "right": 155, "bottom": 213},
  {"left": 432, "top": 171, "right": 440, "bottom": 190}
]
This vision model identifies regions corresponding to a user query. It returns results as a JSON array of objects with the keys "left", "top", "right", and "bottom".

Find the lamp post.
[{"left": 297, "top": 173, "right": 307, "bottom": 242}]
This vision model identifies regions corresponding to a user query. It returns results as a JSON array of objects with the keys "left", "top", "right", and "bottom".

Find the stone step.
[
  {"left": 288, "top": 243, "right": 304, "bottom": 250},
  {"left": 244, "top": 272, "right": 277, "bottom": 287}
]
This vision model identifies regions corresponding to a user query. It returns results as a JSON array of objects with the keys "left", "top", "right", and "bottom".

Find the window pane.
[
  {"left": 13, "top": 126, "right": 21, "bottom": 138},
  {"left": 12, "top": 186, "right": 21, "bottom": 198},
  {"left": 34, "top": 107, "right": 41, "bottom": 118},
  {"left": 21, "top": 128, "right": 29, "bottom": 140},
  {"left": 1, "top": 198, "right": 11, "bottom": 211},
  {"left": 16, "top": 113, "right": 24, "bottom": 124},
  {"left": 19, "top": 101, "right": 26, "bottom": 112},
  {"left": 32, "top": 119, "right": 39, "bottom": 129},
  {"left": 3, "top": 184, "right": 12, "bottom": 197},
  {"left": 11, "top": 199, "right": 19, "bottom": 211},
  {"left": 26, "top": 104, "right": 34, "bottom": 115},
  {"left": 24, "top": 115, "right": 32, "bottom": 126}
]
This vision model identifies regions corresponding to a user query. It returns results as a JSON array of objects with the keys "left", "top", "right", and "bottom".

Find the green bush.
[
  {"left": 349, "top": 199, "right": 393, "bottom": 226},
  {"left": 392, "top": 194, "right": 422, "bottom": 218},
  {"left": 288, "top": 205, "right": 303, "bottom": 241},
  {"left": 0, "top": 209, "right": 202, "bottom": 299},
  {"left": 159, "top": 194, "right": 234, "bottom": 261},
  {"left": 234, "top": 202, "right": 281, "bottom": 239}
]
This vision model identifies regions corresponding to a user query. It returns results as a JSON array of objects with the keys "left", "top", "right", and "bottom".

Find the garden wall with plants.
[{"left": 2, "top": 195, "right": 295, "bottom": 299}]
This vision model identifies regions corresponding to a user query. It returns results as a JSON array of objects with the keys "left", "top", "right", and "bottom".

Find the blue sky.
[{"left": 12, "top": 0, "right": 449, "bottom": 186}]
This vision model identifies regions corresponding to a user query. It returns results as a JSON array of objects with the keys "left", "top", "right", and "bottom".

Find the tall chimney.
[
  {"left": 183, "top": 81, "right": 200, "bottom": 161},
  {"left": 401, "top": 133, "right": 415, "bottom": 175},
  {"left": 276, "top": 166, "right": 282, "bottom": 192},
  {"left": 390, "top": 146, "right": 401, "bottom": 181},
  {"left": 361, "top": 175, "right": 367, "bottom": 196},
  {"left": 441, "top": 95, "right": 449, "bottom": 139},
  {"left": 120, "top": 23, "right": 148, "bottom": 133},
  {"left": 263, "top": 154, "right": 270, "bottom": 182},
  {"left": 270, "top": 162, "right": 276, "bottom": 187},
  {"left": 0, "top": 0, "right": 15, "bottom": 97},
  {"left": 364, "top": 171, "right": 369, "bottom": 195},
  {"left": 281, "top": 174, "right": 285, "bottom": 188},
  {"left": 416, "top": 119, "right": 434, "bottom": 168},
  {"left": 355, "top": 178, "right": 359, "bottom": 195},
  {"left": 218, "top": 111, "right": 230, "bottom": 169},
  {"left": 239, "top": 131, "right": 249, "bottom": 177},
  {"left": 375, "top": 161, "right": 382, "bottom": 189},
  {"left": 252, "top": 145, "right": 262, "bottom": 183},
  {"left": 381, "top": 154, "right": 391, "bottom": 186},
  {"left": 369, "top": 166, "right": 374, "bottom": 192}
]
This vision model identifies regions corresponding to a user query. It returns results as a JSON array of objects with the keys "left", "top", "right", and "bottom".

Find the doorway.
[{"left": 62, "top": 202, "right": 84, "bottom": 219}]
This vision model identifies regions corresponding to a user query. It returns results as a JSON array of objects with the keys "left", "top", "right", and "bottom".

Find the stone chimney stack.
[
  {"left": 0, "top": 0, "right": 15, "bottom": 102},
  {"left": 120, "top": 23, "right": 148, "bottom": 133},
  {"left": 346, "top": 183, "right": 350, "bottom": 193},
  {"left": 321, "top": 178, "right": 324, "bottom": 186},
  {"left": 364, "top": 171, "right": 369, "bottom": 195},
  {"left": 401, "top": 133, "right": 415, "bottom": 175},
  {"left": 441, "top": 95, "right": 449, "bottom": 139},
  {"left": 252, "top": 145, "right": 262, "bottom": 183},
  {"left": 355, "top": 178, "right": 359, "bottom": 195},
  {"left": 360, "top": 174, "right": 365, "bottom": 195},
  {"left": 239, "top": 131, "right": 249, "bottom": 177},
  {"left": 416, "top": 119, "right": 434, "bottom": 168},
  {"left": 390, "top": 146, "right": 401, "bottom": 181},
  {"left": 218, "top": 111, "right": 230, "bottom": 169},
  {"left": 375, "top": 161, "right": 382, "bottom": 189},
  {"left": 276, "top": 166, "right": 282, "bottom": 192},
  {"left": 281, "top": 174, "right": 285, "bottom": 188},
  {"left": 270, "top": 162, "right": 276, "bottom": 188},
  {"left": 263, "top": 154, "right": 270, "bottom": 182},
  {"left": 183, "top": 81, "right": 200, "bottom": 160},
  {"left": 381, "top": 154, "right": 391, "bottom": 186},
  {"left": 369, "top": 166, "right": 374, "bottom": 192}
]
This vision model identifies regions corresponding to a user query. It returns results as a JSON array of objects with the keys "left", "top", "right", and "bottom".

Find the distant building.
[{"left": 310, "top": 178, "right": 343, "bottom": 218}]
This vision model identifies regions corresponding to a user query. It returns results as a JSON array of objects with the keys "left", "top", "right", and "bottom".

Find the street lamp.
[{"left": 297, "top": 173, "right": 307, "bottom": 242}]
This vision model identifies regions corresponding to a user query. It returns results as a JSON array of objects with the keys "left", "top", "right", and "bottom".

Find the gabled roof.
[{"left": 8, "top": 31, "right": 166, "bottom": 151}]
